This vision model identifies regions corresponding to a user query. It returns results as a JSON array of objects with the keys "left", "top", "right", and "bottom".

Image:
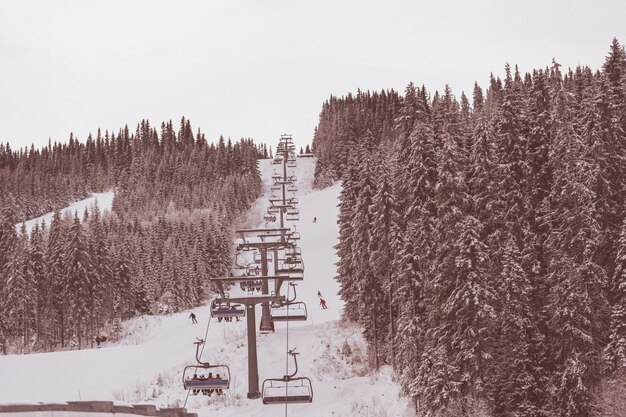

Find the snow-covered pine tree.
[
  {"left": 30, "top": 223, "right": 47, "bottom": 350},
  {"left": 335, "top": 154, "right": 360, "bottom": 321},
  {"left": 606, "top": 217, "right": 626, "bottom": 372},
  {"left": 490, "top": 234, "right": 544, "bottom": 417},
  {"left": 5, "top": 225, "right": 36, "bottom": 353},
  {"left": 369, "top": 160, "right": 397, "bottom": 364},
  {"left": 46, "top": 210, "right": 67, "bottom": 348},
  {"left": 64, "top": 213, "right": 93, "bottom": 349},
  {"left": 546, "top": 86, "right": 608, "bottom": 417},
  {"left": 0, "top": 201, "right": 18, "bottom": 354}
]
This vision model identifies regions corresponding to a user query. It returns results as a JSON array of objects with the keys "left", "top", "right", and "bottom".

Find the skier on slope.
[
  {"left": 189, "top": 312, "right": 198, "bottom": 324},
  {"left": 313, "top": 216, "right": 317, "bottom": 223},
  {"left": 320, "top": 298, "right": 328, "bottom": 309},
  {"left": 317, "top": 290, "right": 322, "bottom": 298},
  {"left": 95, "top": 335, "right": 106, "bottom": 347}
]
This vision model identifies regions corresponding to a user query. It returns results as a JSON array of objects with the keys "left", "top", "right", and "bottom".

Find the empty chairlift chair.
[
  {"left": 262, "top": 349, "right": 313, "bottom": 404},
  {"left": 286, "top": 210, "right": 300, "bottom": 221},
  {"left": 284, "top": 246, "right": 302, "bottom": 259},
  {"left": 271, "top": 301, "right": 308, "bottom": 322},
  {"left": 182, "top": 339, "right": 231, "bottom": 395}
]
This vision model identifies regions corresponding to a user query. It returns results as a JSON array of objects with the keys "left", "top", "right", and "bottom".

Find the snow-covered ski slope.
[
  {"left": 16, "top": 191, "right": 114, "bottom": 233},
  {"left": 0, "top": 158, "right": 411, "bottom": 417}
]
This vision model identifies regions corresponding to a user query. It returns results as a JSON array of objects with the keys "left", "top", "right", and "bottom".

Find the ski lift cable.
[
  {"left": 284, "top": 280, "right": 291, "bottom": 417},
  {"left": 183, "top": 311, "right": 213, "bottom": 408}
]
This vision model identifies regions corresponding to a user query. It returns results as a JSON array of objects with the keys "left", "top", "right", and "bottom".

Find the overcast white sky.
[{"left": 1, "top": 0, "right": 625, "bottom": 151}]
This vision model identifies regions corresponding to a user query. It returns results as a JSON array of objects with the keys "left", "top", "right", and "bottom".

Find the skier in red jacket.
[{"left": 320, "top": 298, "right": 328, "bottom": 309}]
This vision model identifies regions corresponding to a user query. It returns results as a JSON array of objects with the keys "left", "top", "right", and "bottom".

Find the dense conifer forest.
[
  {"left": 0, "top": 118, "right": 265, "bottom": 354},
  {"left": 313, "top": 39, "right": 626, "bottom": 416}
]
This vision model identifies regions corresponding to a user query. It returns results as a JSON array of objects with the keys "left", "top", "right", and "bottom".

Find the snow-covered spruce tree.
[
  {"left": 4, "top": 225, "right": 36, "bottom": 353},
  {"left": 545, "top": 86, "right": 608, "bottom": 417},
  {"left": 428, "top": 94, "right": 497, "bottom": 408},
  {"left": 490, "top": 234, "right": 544, "bottom": 417},
  {"left": 87, "top": 207, "right": 112, "bottom": 333},
  {"left": 603, "top": 37, "right": 626, "bottom": 135},
  {"left": 0, "top": 201, "right": 18, "bottom": 354},
  {"left": 350, "top": 137, "right": 388, "bottom": 369},
  {"left": 30, "top": 223, "right": 47, "bottom": 350},
  {"left": 111, "top": 238, "right": 133, "bottom": 320},
  {"left": 393, "top": 219, "right": 432, "bottom": 407},
  {"left": 46, "top": 210, "right": 67, "bottom": 348},
  {"left": 64, "top": 213, "right": 93, "bottom": 349},
  {"left": 335, "top": 154, "right": 360, "bottom": 322},
  {"left": 605, "top": 217, "right": 626, "bottom": 372},
  {"left": 369, "top": 159, "right": 398, "bottom": 365}
]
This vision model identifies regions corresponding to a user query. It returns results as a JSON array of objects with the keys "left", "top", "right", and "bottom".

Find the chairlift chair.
[
  {"left": 271, "top": 301, "right": 308, "bottom": 322},
  {"left": 287, "top": 185, "right": 297, "bottom": 192},
  {"left": 234, "top": 251, "right": 256, "bottom": 268},
  {"left": 278, "top": 260, "right": 304, "bottom": 272},
  {"left": 282, "top": 256, "right": 302, "bottom": 267},
  {"left": 286, "top": 212, "right": 300, "bottom": 221},
  {"left": 284, "top": 246, "right": 302, "bottom": 256},
  {"left": 240, "top": 280, "right": 263, "bottom": 292},
  {"left": 210, "top": 298, "right": 246, "bottom": 321},
  {"left": 262, "top": 349, "right": 313, "bottom": 404},
  {"left": 182, "top": 339, "right": 231, "bottom": 393}
]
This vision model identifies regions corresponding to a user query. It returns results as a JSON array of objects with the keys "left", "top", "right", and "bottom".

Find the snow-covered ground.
[
  {"left": 0, "top": 159, "right": 412, "bottom": 417},
  {"left": 16, "top": 191, "right": 115, "bottom": 233}
]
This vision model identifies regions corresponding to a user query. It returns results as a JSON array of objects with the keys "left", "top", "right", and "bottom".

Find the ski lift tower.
[
  {"left": 274, "top": 134, "right": 297, "bottom": 229},
  {"left": 211, "top": 228, "right": 297, "bottom": 398},
  {"left": 266, "top": 134, "right": 302, "bottom": 297}
]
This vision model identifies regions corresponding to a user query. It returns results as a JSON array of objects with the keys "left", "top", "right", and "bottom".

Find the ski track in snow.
[
  {"left": 16, "top": 191, "right": 115, "bottom": 233},
  {"left": 0, "top": 159, "right": 412, "bottom": 416}
]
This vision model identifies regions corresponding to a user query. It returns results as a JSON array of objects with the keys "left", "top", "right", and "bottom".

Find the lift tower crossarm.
[
  {"left": 238, "top": 241, "right": 295, "bottom": 250},
  {"left": 214, "top": 294, "right": 285, "bottom": 306},
  {"left": 211, "top": 275, "right": 292, "bottom": 282},
  {"left": 236, "top": 228, "right": 291, "bottom": 234}
]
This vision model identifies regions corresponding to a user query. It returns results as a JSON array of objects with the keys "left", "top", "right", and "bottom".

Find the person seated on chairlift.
[
  {"left": 229, "top": 305, "right": 240, "bottom": 322},
  {"left": 198, "top": 374, "right": 207, "bottom": 395},
  {"left": 215, "top": 373, "right": 224, "bottom": 395},
  {"left": 203, "top": 372, "right": 214, "bottom": 396},
  {"left": 191, "top": 373, "right": 199, "bottom": 395}
]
